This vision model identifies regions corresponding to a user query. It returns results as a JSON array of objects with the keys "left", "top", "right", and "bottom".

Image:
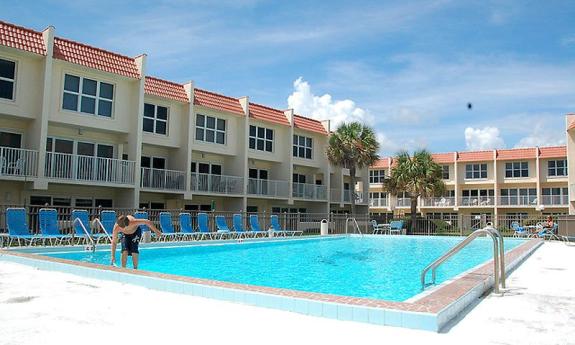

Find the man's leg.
[
  {"left": 121, "top": 251, "right": 128, "bottom": 268},
  {"left": 132, "top": 253, "right": 139, "bottom": 269}
]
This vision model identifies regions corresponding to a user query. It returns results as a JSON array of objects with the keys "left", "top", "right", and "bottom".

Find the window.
[
  {"left": 62, "top": 74, "right": 114, "bottom": 117},
  {"left": 249, "top": 125, "right": 273, "bottom": 152},
  {"left": 465, "top": 164, "right": 487, "bottom": 179},
  {"left": 0, "top": 58, "right": 16, "bottom": 100},
  {"left": 369, "top": 192, "right": 387, "bottom": 199},
  {"left": 442, "top": 165, "right": 450, "bottom": 180},
  {"left": 143, "top": 103, "right": 168, "bottom": 135},
  {"left": 369, "top": 170, "right": 386, "bottom": 184},
  {"left": 548, "top": 160, "right": 567, "bottom": 177},
  {"left": 500, "top": 188, "right": 537, "bottom": 205},
  {"left": 542, "top": 187, "right": 568, "bottom": 205},
  {"left": 505, "top": 161, "right": 528, "bottom": 178},
  {"left": 462, "top": 189, "right": 494, "bottom": 206},
  {"left": 293, "top": 174, "right": 306, "bottom": 183},
  {"left": 293, "top": 135, "right": 312, "bottom": 159},
  {"left": 195, "top": 114, "right": 225, "bottom": 144},
  {"left": 0, "top": 131, "right": 22, "bottom": 148},
  {"left": 191, "top": 162, "right": 222, "bottom": 175}
]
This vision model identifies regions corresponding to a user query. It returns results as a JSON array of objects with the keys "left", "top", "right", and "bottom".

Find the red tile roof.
[
  {"left": 293, "top": 115, "right": 327, "bottom": 135},
  {"left": 249, "top": 103, "right": 290, "bottom": 126},
  {"left": 568, "top": 121, "right": 575, "bottom": 131},
  {"left": 432, "top": 153, "right": 455, "bottom": 164},
  {"left": 0, "top": 20, "right": 46, "bottom": 55},
  {"left": 496, "top": 148, "right": 537, "bottom": 160},
  {"left": 53, "top": 37, "right": 140, "bottom": 78},
  {"left": 194, "top": 88, "right": 245, "bottom": 116},
  {"left": 457, "top": 150, "right": 493, "bottom": 162},
  {"left": 372, "top": 158, "right": 390, "bottom": 169},
  {"left": 539, "top": 146, "right": 566, "bottom": 159},
  {"left": 144, "top": 76, "right": 189, "bottom": 103}
]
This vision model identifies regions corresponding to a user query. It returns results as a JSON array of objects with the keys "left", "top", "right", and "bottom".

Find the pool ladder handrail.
[
  {"left": 345, "top": 217, "right": 363, "bottom": 237},
  {"left": 92, "top": 218, "right": 113, "bottom": 243},
  {"left": 73, "top": 217, "right": 96, "bottom": 253},
  {"left": 420, "top": 224, "right": 506, "bottom": 293}
]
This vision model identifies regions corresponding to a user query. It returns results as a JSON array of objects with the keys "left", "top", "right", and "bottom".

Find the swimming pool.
[{"left": 42, "top": 236, "right": 525, "bottom": 302}]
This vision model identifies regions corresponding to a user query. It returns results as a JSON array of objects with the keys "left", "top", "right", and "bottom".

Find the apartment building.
[
  {"left": 369, "top": 145, "right": 571, "bottom": 223},
  {"left": 0, "top": 21, "right": 369, "bottom": 214}
]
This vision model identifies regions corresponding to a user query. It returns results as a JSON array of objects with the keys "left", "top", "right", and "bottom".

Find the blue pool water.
[{"left": 42, "top": 236, "right": 525, "bottom": 302}]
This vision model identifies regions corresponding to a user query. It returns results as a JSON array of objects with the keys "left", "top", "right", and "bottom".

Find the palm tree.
[
  {"left": 383, "top": 150, "right": 445, "bottom": 234},
  {"left": 327, "top": 122, "right": 379, "bottom": 215}
]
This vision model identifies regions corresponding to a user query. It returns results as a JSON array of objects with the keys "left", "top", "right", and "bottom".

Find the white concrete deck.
[{"left": 1, "top": 241, "right": 574, "bottom": 345}]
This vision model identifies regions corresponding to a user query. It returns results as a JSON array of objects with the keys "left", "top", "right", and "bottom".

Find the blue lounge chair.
[
  {"left": 159, "top": 212, "right": 180, "bottom": 241},
  {"left": 134, "top": 211, "right": 149, "bottom": 232},
  {"left": 39, "top": 208, "right": 73, "bottom": 245},
  {"left": 179, "top": 213, "right": 197, "bottom": 241},
  {"left": 511, "top": 221, "right": 528, "bottom": 238},
  {"left": 197, "top": 213, "right": 215, "bottom": 240},
  {"left": 71, "top": 209, "right": 101, "bottom": 245},
  {"left": 249, "top": 214, "right": 268, "bottom": 238},
  {"left": 232, "top": 214, "right": 250, "bottom": 239},
  {"left": 389, "top": 220, "right": 404, "bottom": 235},
  {"left": 98, "top": 210, "right": 116, "bottom": 241},
  {"left": 270, "top": 215, "right": 301, "bottom": 237},
  {"left": 215, "top": 215, "right": 233, "bottom": 239},
  {"left": 534, "top": 223, "right": 560, "bottom": 241},
  {"left": 6, "top": 207, "right": 39, "bottom": 246}
]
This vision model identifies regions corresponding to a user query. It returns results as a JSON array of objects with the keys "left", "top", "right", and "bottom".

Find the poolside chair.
[
  {"left": 159, "top": 212, "right": 180, "bottom": 242},
  {"left": 249, "top": 214, "right": 268, "bottom": 238},
  {"left": 511, "top": 221, "right": 528, "bottom": 238},
  {"left": 97, "top": 210, "right": 116, "bottom": 241},
  {"left": 533, "top": 223, "right": 560, "bottom": 241},
  {"left": 270, "top": 215, "right": 301, "bottom": 236},
  {"left": 38, "top": 208, "right": 73, "bottom": 245},
  {"left": 71, "top": 209, "right": 97, "bottom": 245},
  {"left": 179, "top": 212, "right": 198, "bottom": 241},
  {"left": 371, "top": 220, "right": 388, "bottom": 235},
  {"left": 197, "top": 213, "right": 216, "bottom": 240},
  {"left": 6, "top": 207, "right": 39, "bottom": 246},
  {"left": 388, "top": 220, "right": 404, "bottom": 235},
  {"left": 215, "top": 215, "right": 233, "bottom": 239},
  {"left": 232, "top": 214, "right": 251, "bottom": 239}
]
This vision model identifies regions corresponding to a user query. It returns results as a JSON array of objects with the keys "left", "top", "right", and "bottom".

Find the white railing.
[
  {"left": 0, "top": 147, "right": 38, "bottom": 177},
  {"left": 247, "top": 178, "right": 289, "bottom": 198},
  {"left": 355, "top": 191, "right": 365, "bottom": 203},
  {"left": 191, "top": 173, "right": 244, "bottom": 195},
  {"left": 571, "top": 184, "right": 575, "bottom": 202},
  {"left": 396, "top": 198, "right": 411, "bottom": 207},
  {"left": 292, "top": 183, "right": 327, "bottom": 200},
  {"left": 541, "top": 195, "right": 569, "bottom": 206},
  {"left": 369, "top": 198, "right": 388, "bottom": 207},
  {"left": 141, "top": 168, "right": 186, "bottom": 191},
  {"left": 498, "top": 196, "right": 537, "bottom": 206},
  {"left": 421, "top": 197, "right": 455, "bottom": 207},
  {"left": 460, "top": 196, "right": 494, "bottom": 206},
  {"left": 45, "top": 152, "right": 135, "bottom": 184},
  {"left": 330, "top": 188, "right": 341, "bottom": 202}
]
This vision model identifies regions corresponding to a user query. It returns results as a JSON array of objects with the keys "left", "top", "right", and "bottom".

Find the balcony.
[
  {"left": 330, "top": 188, "right": 341, "bottom": 203},
  {"left": 541, "top": 195, "right": 569, "bottom": 206},
  {"left": 293, "top": 183, "right": 327, "bottom": 200},
  {"left": 369, "top": 198, "right": 388, "bottom": 208},
  {"left": 397, "top": 198, "right": 411, "bottom": 207},
  {"left": 0, "top": 147, "right": 38, "bottom": 178},
  {"left": 421, "top": 197, "right": 455, "bottom": 207},
  {"left": 498, "top": 196, "right": 537, "bottom": 207},
  {"left": 459, "top": 196, "right": 494, "bottom": 207},
  {"left": 141, "top": 168, "right": 186, "bottom": 191},
  {"left": 45, "top": 152, "right": 135, "bottom": 185},
  {"left": 191, "top": 173, "right": 244, "bottom": 195},
  {"left": 247, "top": 178, "right": 289, "bottom": 198}
]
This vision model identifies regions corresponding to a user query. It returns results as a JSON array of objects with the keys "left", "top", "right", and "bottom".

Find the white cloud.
[
  {"left": 514, "top": 123, "right": 566, "bottom": 148},
  {"left": 376, "top": 132, "right": 427, "bottom": 155},
  {"left": 287, "top": 77, "right": 370, "bottom": 129},
  {"left": 464, "top": 127, "right": 505, "bottom": 150}
]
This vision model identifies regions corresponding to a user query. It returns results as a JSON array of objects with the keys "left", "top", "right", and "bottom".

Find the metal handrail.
[
  {"left": 420, "top": 225, "right": 504, "bottom": 293},
  {"left": 345, "top": 217, "right": 363, "bottom": 237},
  {"left": 73, "top": 217, "right": 96, "bottom": 252},
  {"left": 92, "top": 218, "right": 113, "bottom": 243}
]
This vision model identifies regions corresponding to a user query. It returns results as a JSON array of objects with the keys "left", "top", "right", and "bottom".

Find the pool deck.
[{"left": 0, "top": 241, "right": 574, "bottom": 344}]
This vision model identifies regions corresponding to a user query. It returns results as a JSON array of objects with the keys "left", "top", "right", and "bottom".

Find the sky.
[{"left": 3, "top": 0, "right": 575, "bottom": 156}]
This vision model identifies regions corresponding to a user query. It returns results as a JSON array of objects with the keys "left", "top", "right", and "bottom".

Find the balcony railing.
[
  {"left": 397, "top": 198, "right": 411, "bottom": 207},
  {"left": 45, "top": 152, "right": 135, "bottom": 185},
  {"left": 0, "top": 147, "right": 38, "bottom": 177},
  {"left": 498, "top": 196, "right": 537, "bottom": 206},
  {"left": 421, "top": 197, "right": 455, "bottom": 207},
  {"left": 292, "top": 183, "right": 327, "bottom": 200},
  {"left": 247, "top": 178, "right": 289, "bottom": 198},
  {"left": 541, "top": 195, "right": 568, "bottom": 206},
  {"left": 459, "top": 196, "right": 494, "bottom": 206},
  {"left": 369, "top": 198, "right": 388, "bottom": 207},
  {"left": 141, "top": 168, "right": 186, "bottom": 191},
  {"left": 191, "top": 173, "right": 244, "bottom": 195}
]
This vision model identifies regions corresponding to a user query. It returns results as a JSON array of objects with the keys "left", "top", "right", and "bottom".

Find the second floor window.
[
  {"left": 505, "top": 161, "right": 528, "bottom": 178},
  {"left": 0, "top": 58, "right": 16, "bottom": 100},
  {"left": 369, "top": 170, "right": 386, "bottom": 184},
  {"left": 143, "top": 103, "right": 168, "bottom": 135},
  {"left": 548, "top": 160, "right": 567, "bottom": 177},
  {"left": 196, "top": 114, "right": 225, "bottom": 144},
  {"left": 249, "top": 125, "right": 273, "bottom": 152},
  {"left": 293, "top": 135, "right": 312, "bottom": 159},
  {"left": 62, "top": 74, "right": 114, "bottom": 117},
  {"left": 442, "top": 165, "right": 450, "bottom": 179},
  {"left": 465, "top": 163, "right": 487, "bottom": 179}
]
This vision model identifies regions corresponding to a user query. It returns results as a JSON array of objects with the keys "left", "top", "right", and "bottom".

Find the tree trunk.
[
  {"left": 350, "top": 167, "right": 356, "bottom": 216},
  {"left": 410, "top": 197, "right": 418, "bottom": 235}
]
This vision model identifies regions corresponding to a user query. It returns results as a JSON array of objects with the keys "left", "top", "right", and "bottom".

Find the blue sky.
[{"left": 4, "top": 0, "right": 575, "bottom": 155}]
